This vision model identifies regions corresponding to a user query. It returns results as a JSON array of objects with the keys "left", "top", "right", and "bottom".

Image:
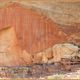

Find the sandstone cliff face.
[
  {"left": 0, "top": 0, "right": 80, "bottom": 26},
  {"left": 0, "top": 3, "right": 67, "bottom": 54},
  {"left": 0, "top": 27, "right": 25, "bottom": 66},
  {"left": 1, "top": 27, "right": 78, "bottom": 66},
  {"left": 0, "top": 1, "right": 79, "bottom": 66},
  {"left": 13, "top": 0, "right": 80, "bottom": 26},
  {"left": 61, "top": 23, "right": 80, "bottom": 45},
  {"left": 32, "top": 43, "right": 79, "bottom": 64},
  {"left": 0, "top": 27, "right": 34, "bottom": 66}
]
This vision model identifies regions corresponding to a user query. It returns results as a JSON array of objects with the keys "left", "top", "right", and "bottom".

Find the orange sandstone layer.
[
  {"left": 0, "top": 2, "right": 80, "bottom": 66},
  {"left": 0, "top": 27, "right": 25, "bottom": 66},
  {"left": 0, "top": 3, "right": 67, "bottom": 54}
]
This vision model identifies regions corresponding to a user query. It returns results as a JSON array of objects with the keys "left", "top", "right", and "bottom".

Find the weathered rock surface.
[
  {"left": 0, "top": 1, "right": 80, "bottom": 66},
  {"left": 68, "top": 33, "right": 80, "bottom": 45},
  {"left": 32, "top": 43, "right": 79, "bottom": 64},
  {"left": 13, "top": 0, "right": 80, "bottom": 26},
  {"left": 0, "top": 3, "right": 67, "bottom": 54},
  {"left": 1, "top": 27, "right": 78, "bottom": 66},
  {"left": 0, "top": 0, "right": 80, "bottom": 26},
  {"left": 52, "top": 43, "right": 79, "bottom": 62},
  {"left": 0, "top": 26, "right": 34, "bottom": 66},
  {"left": 0, "top": 27, "right": 24, "bottom": 66}
]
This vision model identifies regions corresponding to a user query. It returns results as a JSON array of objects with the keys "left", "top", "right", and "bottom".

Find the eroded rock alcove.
[
  {"left": 0, "top": 1, "right": 80, "bottom": 79},
  {"left": 0, "top": 3, "right": 67, "bottom": 54},
  {"left": 0, "top": 2, "right": 69, "bottom": 66}
]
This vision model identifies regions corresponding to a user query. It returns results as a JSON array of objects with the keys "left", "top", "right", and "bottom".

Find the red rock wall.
[
  {"left": 0, "top": 27, "right": 26, "bottom": 66},
  {"left": 0, "top": 3, "right": 67, "bottom": 54},
  {"left": 60, "top": 23, "right": 80, "bottom": 45}
]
